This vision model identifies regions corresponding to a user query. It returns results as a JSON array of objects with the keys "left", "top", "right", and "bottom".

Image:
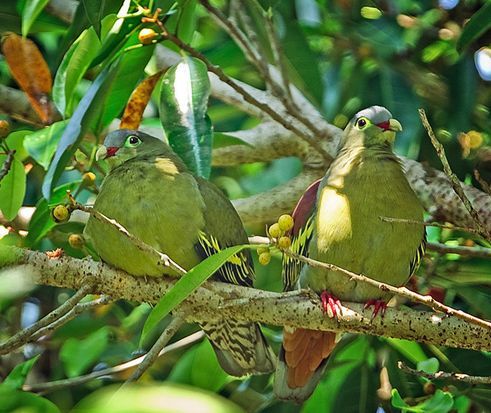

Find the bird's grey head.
[
  {"left": 96, "top": 129, "right": 169, "bottom": 170},
  {"left": 339, "top": 105, "right": 403, "bottom": 151}
]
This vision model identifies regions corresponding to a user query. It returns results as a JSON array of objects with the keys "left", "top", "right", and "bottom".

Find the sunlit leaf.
[
  {"left": 0, "top": 387, "right": 60, "bottom": 413},
  {"left": 160, "top": 56, "right": 212, "bottom": 178},
  {"left": 3, "top": 355, "right": 40, "bottom": 389},
  {"left": 391, "top": 389, "right": 454, "bottom": 413},
  {"left": 1, "top": 32, "right": 53, "bottom": 124},
  {"left": 21, "top": 0, "right": 50, "bottom": 36}
]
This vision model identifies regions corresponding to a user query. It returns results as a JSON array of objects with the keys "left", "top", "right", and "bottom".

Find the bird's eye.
[
  {"left": 356, "top": 118, "right": 367, "bottom": 128},
  {"left": 125, "top": 135, "right": 141, "bottom": 147}
]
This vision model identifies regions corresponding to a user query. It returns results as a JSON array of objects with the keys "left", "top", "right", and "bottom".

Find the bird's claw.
[
  {"left": 364, "top": 299, "right": 388, "bottom": 319},
  {"left": 320, "top": 291, "right": 342, "bottom": 318}
]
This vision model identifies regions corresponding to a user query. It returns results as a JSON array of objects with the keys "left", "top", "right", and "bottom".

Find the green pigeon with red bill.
[{"left": 274, "top": 106, "right": 426, "bottom": 402}]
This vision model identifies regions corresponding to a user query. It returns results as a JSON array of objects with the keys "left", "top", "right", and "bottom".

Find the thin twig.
[
  {"left": 380, "top": 216, "right": 483, "bottom": 236},
  {"left": 280, "top": 247, "right": 491, "bottom": 330},
  {"left": 0, "top": 283, "right": 94, "bottom": 355},
  {"left": 159, "top": 27, "right": 332, "bottom": 162},
  {"left": 30, "top": 296, "right": 112, "bottom": 343},
  {"left": 200, "top": 0, "right": 330, "bottom": 144},
  {"left": 70, "top": 201, "right": 187, "bottom": 276},
  {"left": 398, "top": 361, "right": 491, "bottom": 385},
  {"left": 419, "top": 109, "right": 490, "bottom": 241},
  {"left": 0, "top": 150, "right": 16, "bottom": 183},
  {"left": 126, "top": 315, "right": 185, "bottom": 382},
  {"left": 474, "top": 169, "right": 491, "bottom": 196},
  {"left": 23, "top": 331, "right": 205, "bottom": 394},
  {"left": 426, "top": 242, "right": 491, "bottom": 259}
]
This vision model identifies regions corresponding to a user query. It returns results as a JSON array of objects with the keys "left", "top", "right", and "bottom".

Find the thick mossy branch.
[{"left": 1, "top": 246, "right": 490, "bottom": 352}]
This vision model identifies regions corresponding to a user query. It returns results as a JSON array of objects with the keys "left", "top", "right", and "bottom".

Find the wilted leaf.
[
  {"left": 120, "top": 70, "right": 165, "bottom": 130},
  {"left": 1, "top": 32, "right": 53, "bottom": 124}
]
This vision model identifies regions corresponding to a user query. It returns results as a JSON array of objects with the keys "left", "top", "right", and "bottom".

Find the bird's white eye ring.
[{"left": 125, "top": 135, "right": 142, "bottom": 147}]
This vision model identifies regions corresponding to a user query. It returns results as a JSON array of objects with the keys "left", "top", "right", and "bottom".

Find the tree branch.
[{"left": 1, "top": 246, "right": 490, "bottom": 352}]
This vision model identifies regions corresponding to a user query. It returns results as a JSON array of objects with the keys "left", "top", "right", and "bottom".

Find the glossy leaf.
[
  {"left": 0, "top": 387, "right": 60, "bottom": 413},
  {"left": 457, "top": 2, "right": 491, "bottom": 52},
  {"left": 0, "top": 155, "right": 26, "bottom": 221},
  {"left": 160, "top": 56, "right": 212, "bottom": 179},
  {"left": 417, "top": 357, "right": 439, "bottom": 374},
  {"left": 120, "top": 70, "right": 165, "bottom": 130},
  {"left": 53, "top": 28, "right": 102, "bottom": 116},
  {"left": 81, "top": 0, "right": 105, "bottom": 39},
  {"left": 3, "top": 355, "right": 40, "bottom": 389},
  {"left": 23, "top": 120, "right": 68, "bottom": 170},
  {"left": 391, "top": 389, "right": 454, "bottom": 413},
  {"left": 60, "top": 327, "right": 109, "bottom": 377},
  {"left": 141, "top": 245, "right": 249, "bottom": 344},
  {"left": 1, "top": 32, "right": 53, "bottom": 124},
  {"left": 213, "top": 132, "right": 253, "bottom": 149},
  {"left": 21, "top": 0, "right": 50, "bottom": 36},
  {"left": 42, "top": 63, "right": 117, "bottom": 199},
  {"left": 176, "top": 0, "right": 197, "bottom": 44}
]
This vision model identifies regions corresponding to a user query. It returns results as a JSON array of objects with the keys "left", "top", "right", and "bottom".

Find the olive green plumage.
[
  {"left": 84, "top": 129, "right": 275, "bottom": 376},
  {"left": 275, "top": 106, "right": 426, "bottom": 402}
]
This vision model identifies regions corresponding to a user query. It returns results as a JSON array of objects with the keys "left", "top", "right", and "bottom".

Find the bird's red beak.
[
  {"left": 106, "top": 147, "right": 119, "bottom": 157},
  {"left": 376, "top": 121, "right": 390, "bottom": 131}
]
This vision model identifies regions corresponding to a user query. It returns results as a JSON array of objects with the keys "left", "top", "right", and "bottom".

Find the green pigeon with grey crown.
[
  {"left": 83, "top": 129, "right": 275, "bottom": 376},
  {"left": 274, "top": 106, "right": 426, "bottom": 402}
]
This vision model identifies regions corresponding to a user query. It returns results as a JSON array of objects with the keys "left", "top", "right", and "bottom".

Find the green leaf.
[
  {"left": 3, "top": 355, "right": 40, "bottom": 390},
  {"left": 81, "top": 0, "right": 105, "bottom": 39},
  {"left": 385, "top": 338, "right": 428, "bottom": 364},
  {"left": 457, "top": 2, "right": 491, "bottom": 52},
  {"left": 417, "top": 357, "right": 439, "bottom": 375},
  {"left": 160, "top": 56, "right": 213, "bottom": 179},
  {"left": 26, "top": 181, "right": 80, "bottom": 247},
  {"left": 141, "top": 245, "right": 248, "bottom": 344},
  {"left": 53, "top": 28, "right": 102, "bottom": 116},
  {"left": 190, "top": 341, "right": 230, "bottom": 391},
  {"left": 0, "top": 387, "right": 60, "bottom": 413},
  {"left": 23, "top": 121, "right": 68, "bottom": 170},
  {"left": 0, "top": 156, "right": 26, "bottom": 221},
  {"left": 21, "top": 0, "right": 50, "bottom": 36},
  {"left": 176, "top": 0, "right": 197, "bottom": 44},
  {"left": 60, "top": 326, "right": 109, "bottom": 377},
  {"left": 42, "top": 62, "right": 119, "bottom": 199},
  {"left": 213, "top": 132, "right": 253, "bottom": 149},
  {"left": 391, "top": 389, "right": 454, "bottom": 413}
]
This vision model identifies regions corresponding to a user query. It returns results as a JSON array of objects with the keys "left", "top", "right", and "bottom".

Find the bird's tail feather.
[
  {"left": 199, "top": 319, "right": 276, "bottom": 376},
  {"left": 274, "top": 327, "right": 337, "bottom": 402}
]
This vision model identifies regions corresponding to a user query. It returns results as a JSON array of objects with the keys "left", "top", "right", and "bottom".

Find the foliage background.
[{"left": 0, "top": 0, "right": 491, "bottom": 412}]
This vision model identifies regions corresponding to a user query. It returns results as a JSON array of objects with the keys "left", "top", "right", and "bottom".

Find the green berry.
[
  {"left": 257, "top": 246, "right": 270, "bottom": 255},
  {"left": 52, "top": 205, "right": 70, "bottom": 223},
  {"left": 278, "top": 236, "right": 291, "bottom": 249},
  {"left": 68, "top": 234, "right": 85, "bottom": 249},
  {"left": 268, "top": 223, "right": 282, "bottom": 239},
  {"left": 258, "top": 252, "right": 271, "bottom": 266},
  {"left": 278, "top": 214, "right": 294, "bottom": 232}
]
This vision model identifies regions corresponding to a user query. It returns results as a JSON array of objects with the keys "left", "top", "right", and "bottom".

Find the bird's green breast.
[
  {"left": 84, "top": 157, "right": 205, "bottom": 276},
  {"left": 304, "top": 149, "right": 424, "bottom": 301}
]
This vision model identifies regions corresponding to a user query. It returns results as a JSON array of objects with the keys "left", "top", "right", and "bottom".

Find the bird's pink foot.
[
  {"left": 364, "top": 299, "right": 388, "bottom": 319},
  {"left": 320, "top": 291, "right": 342, "bottom": 318}
]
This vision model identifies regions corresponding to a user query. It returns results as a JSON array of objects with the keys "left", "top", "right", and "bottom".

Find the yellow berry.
[
  {"left": 278, "top": 214, "right": 294, "bottom": 232},
  {"left": 0, "top": 120, "right": 10, "bottom": 138},
  {"left": 257, "top": 246, "right": 270, "bottom": 255},
  {"left": 138, "top": 28, "right": 158, "bottom": 45},
  {"left": 268, "top": 223, "right": 282, "bottom": 239},
  {"left": 52, "top": 205, "right": 70, "bottom": 223},
  {"left": 68, "top": 233, "right": 85, "bottom": 249},
  {"left": 277, "top": 236, "right": 291, "bottom": 249},
  {"left": 258, "top": 252, "right": 271, "bottom": 266},
  {"left": 82, "top": 172, "right": 96, "bottom": 186}
]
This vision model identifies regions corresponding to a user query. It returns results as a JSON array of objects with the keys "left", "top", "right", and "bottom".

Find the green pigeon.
[
  {"left": 274, "top": 106, "right": 426, "bottom": 402},
  {"left": 84, "top": 129, "right": 275, "bottom": 376}
]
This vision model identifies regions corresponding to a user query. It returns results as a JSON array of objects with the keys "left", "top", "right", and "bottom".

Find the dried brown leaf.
[
  {"left": 1, "top": 33, "right": 53, "bottom": 124},
  {"left": 120, "top": 70, "right": 165, "bottom": 130}
]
